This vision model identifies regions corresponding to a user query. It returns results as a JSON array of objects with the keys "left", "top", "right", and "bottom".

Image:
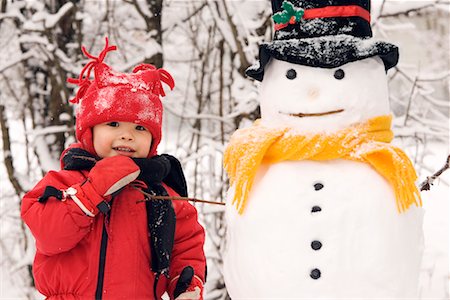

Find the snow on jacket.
[{"left": 21, "top": 157, "right": 206, "bottom": 299}]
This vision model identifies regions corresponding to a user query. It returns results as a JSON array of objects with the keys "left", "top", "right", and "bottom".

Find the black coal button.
[
  {"left": 311, "top": 206, "right": 322, "bottom": 213},
  {"left": 286, "top": 68, "right": 297, "bottom": 80},
  {"left": 310, "top": 268, "right": 321, "bottom": 279},
  {"left": 311, "top": 240, "right": 322, "bottom": 250},
  {"left": 313, "top": 183, "right": 324, "bottom": 191},
  {"left": 334, "top": 69, "right": 345, "bottom": 80}
]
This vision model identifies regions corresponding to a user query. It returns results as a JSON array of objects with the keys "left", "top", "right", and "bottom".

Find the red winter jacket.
[{"left": 21, "top": 156, "right": 206, "bottom": 299}]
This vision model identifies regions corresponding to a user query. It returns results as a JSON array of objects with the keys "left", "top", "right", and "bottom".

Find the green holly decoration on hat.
[{"left": 273, "top": 0, "right": 305, "bottom": 30}]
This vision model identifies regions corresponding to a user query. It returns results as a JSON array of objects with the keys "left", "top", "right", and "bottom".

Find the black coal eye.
[
  {"left": 334, "top": 69, "right": 345, "bottom": 80},
  {"left": 286, "top": 69, "right": 297, "bottom": 80}
]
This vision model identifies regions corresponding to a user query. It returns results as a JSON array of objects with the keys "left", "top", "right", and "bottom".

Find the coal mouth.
[{"left": 283, "top": 109, "right": 345, "bottom": 118}]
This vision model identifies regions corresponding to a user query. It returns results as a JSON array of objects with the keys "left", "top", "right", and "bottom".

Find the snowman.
[{"left": 223, "top": 0, "right": 424, "bottom": 298}]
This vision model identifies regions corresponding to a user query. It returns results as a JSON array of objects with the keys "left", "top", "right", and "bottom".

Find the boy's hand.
[
  {"left": 87, "top": 156, "right": 140, "bottom": 196},
  {"left": 66, "top": 156, "right": 140, "bottom": 216}
]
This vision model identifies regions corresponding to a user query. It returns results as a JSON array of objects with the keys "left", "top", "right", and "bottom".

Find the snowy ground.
[
  {"left": 419, "top": 183, "right": 449, "bottom": 299},
  {"left": 415, "top": 144, "right": 449, "bottom": 299}
]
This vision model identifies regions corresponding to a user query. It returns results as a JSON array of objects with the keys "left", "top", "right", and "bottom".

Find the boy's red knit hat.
[{"left": 68, "top": 37, "right": 174, "bottom": 157}]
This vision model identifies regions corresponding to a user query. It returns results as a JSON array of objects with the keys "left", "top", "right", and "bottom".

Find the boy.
[{"left": 21, "top": 38, "right": 206, "bottom": 300}]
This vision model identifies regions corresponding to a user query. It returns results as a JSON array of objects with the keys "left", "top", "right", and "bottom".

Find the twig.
[
  {"left": 378, "top": 2, "right": 437, "bottom": 18},
  {"left": 0, "top": 50, "right": 35, "bottom": 73},
  {"left": 162, "top": 1, "right": 207, "bottom": 34},
  {"left": 419, "top": 155, "right": 450, "bottom": 191},
  {"left": 403, "top": 74, "right": 418, "bottom": 126},
  {"left": 135, "top": 189, "right": 225, "bottom": 206}
]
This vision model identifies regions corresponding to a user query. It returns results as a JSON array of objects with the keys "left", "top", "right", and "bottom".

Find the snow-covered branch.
[{"left": 420, "top": 155, "right": 450, "bottom": 191}]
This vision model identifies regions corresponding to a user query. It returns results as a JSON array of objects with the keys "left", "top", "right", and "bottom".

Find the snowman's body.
[
  {"left": 223, "top": 58, "right": 424, "bottom": 298},
  {"left": 224, "top": 160, "right": 423, "bottom": 298}
]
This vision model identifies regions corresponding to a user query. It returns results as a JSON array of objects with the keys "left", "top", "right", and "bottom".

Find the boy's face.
[{"left": 93, "top": 121, "right": 152, "bottom": 158}]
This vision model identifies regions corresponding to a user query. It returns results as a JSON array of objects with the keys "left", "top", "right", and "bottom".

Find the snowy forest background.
[{"left": 0, "top": 0, "right": 448, "bottom": 299}]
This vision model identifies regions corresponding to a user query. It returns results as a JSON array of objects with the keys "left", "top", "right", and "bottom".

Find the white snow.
[
  {"left": 28, "top": 125, "right": 69, "bottom": 137},
  {"left": 0, "top": 50, "right": 36, "bottom": 73},
  {"left": 33, "top": 135, "right": 59, "bottom": 172},
  {"left": 94, "top": 89, "right": 114, "bottom": 112},
  {"left": 44, "top": 2, "right": 74, "bottom": 29}
]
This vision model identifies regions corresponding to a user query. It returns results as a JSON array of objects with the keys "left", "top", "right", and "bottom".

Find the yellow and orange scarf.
[{"left": 224, "top": 115, "right": 421, "bottom": 215}]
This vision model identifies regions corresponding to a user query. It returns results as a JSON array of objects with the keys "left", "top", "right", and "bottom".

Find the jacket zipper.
[{"left": 95, "top": 211, "right": 110, "bottom": 299}]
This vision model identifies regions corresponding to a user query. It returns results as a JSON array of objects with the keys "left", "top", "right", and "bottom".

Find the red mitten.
[{"left": 65, "top": 156, "right": 140, "bottom": 216}]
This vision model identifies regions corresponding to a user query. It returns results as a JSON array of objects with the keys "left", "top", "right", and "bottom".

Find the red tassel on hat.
[{"left": 68, "top": 37, "right": 117, "bottom": 104}]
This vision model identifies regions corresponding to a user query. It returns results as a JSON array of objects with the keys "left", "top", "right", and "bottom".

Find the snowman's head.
[{"left": 259, "top": 56, "right": 390, "bottom": 133}]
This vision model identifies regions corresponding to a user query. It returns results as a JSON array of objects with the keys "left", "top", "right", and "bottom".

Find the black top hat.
[{"left": 247, "top": 0, "right": 399, "bottom": 81}]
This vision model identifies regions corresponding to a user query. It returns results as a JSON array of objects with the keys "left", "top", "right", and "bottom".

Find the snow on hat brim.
[{"left": 246, "top": 35, "right": 399, "bottom": 81}]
